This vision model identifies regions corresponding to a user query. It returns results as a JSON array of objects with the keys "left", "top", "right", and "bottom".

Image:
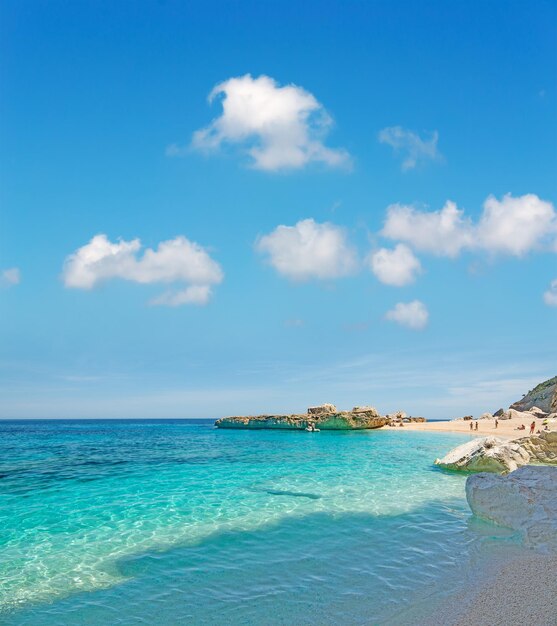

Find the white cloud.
[
  {"left": 256, "top": 218, "right": 357, "bottom": 281},
  {"left": 544, "top": 280, "right": 557, "bottom": 307},
  {"left": 149, "top": 285, "right": 212, "bottom": 307},
  {"left": 191, "top": 74, "right": 350, "bottom": 171},
  {"left": 382, "top": 194, "right": 557, "bottom": 258},
  {"left": 63, "top": 234, "right": 223, "bottom": 306},
  {"left": 1, "top": 267, "right": 21, "bottom": 286},
  {"left": 382, "top": 200, "right": 473, "bottom": 257},
  {"left": 385, "top": 300, "right": 429, "bottom": 330},
  {"left": 369, "top": 244, "right": 421, "bottom": 286},
  {"left": 378, "top": 126, "right": 441, "bottom": 171},
  {"left": 477, "top": 194, "right": 557, "bottom": 256}
]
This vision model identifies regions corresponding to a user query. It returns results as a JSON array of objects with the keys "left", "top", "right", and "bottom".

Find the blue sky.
[{"left": 1, "top": 0, "right": 556, "bottom": 419}]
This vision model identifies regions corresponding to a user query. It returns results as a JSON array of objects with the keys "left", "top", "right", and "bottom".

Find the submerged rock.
[
  {"left": 434, "top": 437, "right": 530, "bottom": 473},
  {"left": 466, "top": 466, "right": 557, "bottom": 551},
  {"left": 215, "top": 405, "right": 389, "bottom": 430}
]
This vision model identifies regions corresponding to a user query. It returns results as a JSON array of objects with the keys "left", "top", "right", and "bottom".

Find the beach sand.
[
  {"left": 398, "top": 415, "right": 552, "bottom": 440},
  {"left": 432, "top": 554, "right": 557, "bottom": 626}
]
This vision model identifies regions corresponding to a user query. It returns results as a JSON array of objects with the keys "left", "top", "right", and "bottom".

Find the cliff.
[
  {"left": 510, "top": 376, "right": 557, "bottom": 414},
  {"left": 215, "top": 404, "right": 390, "bottom": 430}
]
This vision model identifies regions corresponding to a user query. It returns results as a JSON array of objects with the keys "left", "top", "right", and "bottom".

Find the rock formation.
[
  {"left": 435, "top": 429, "right": 557, "bottom": 474},
  {"left": 514, "top": 430, "right": 557, "bottom": 465},
  {"left": 479, "top": 412, "right": 493, "bottom": 420},
  {"left": 434, "top": 437, "right": 530, "bottom": 473},
  {"left": 466, "top": 466, "right": 557, "bottom": 551},
  {"left": 308, "top": 403, "right": 338, "bottom": 415},
  {"left": 215, "top": 403, "right": 389, "bottom": 430},
  {"left": 510, "top": 376, "right": 557, "bottom": 414}
]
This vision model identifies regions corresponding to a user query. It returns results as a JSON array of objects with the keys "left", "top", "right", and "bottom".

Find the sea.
[{"left": 0, "top": 419, "right": 526, "bottom": 625}]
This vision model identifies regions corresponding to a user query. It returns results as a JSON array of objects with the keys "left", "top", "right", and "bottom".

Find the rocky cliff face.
[
  {"left": 215, "top": 404, "right": 389, "bottom": 430},
  {"left": 510, "top": 376, "right": 557, "bottom": 413}
]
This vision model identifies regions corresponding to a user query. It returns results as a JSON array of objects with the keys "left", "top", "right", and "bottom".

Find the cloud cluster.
[
  {"left": 382, "top": 194, "right": 557, "bottom": 258},
  {"left": 256, "top": 219, "right": 357, "bottom": 281},
  {"left": 544, "top": 280, "right": 557, "bottom": 307},
  {"left": 369, "top": 244, "right": 421, "bottom": 286},
  {"left": 478, "top": 194, "right": 557, "bottom": 256},
  {"left": 63, "top": 234, "right": 223, "bottom": 306},
  {"left": 1, "top": 267, "right": 21, "bottom": 286},
  {"left": 191, "top": 74, "right": 350, "bottom": 171},
  {"left": 385, "top": 300, "right": 429, "bottom": 330},
  {"left": 378, "top": 126, "right": 441, "bottom": 171},
  {"left": 382, "top": 200, "right": 473, "bottom": 257}
]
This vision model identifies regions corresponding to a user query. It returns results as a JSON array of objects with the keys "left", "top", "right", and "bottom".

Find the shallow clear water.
[{"left": 0, "top": 420, "right": 519, "bottom": 624}]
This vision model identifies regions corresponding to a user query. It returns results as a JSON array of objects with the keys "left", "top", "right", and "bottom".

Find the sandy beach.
[
  {"left": 439, "top": 554, "right": 557, "bottom": 626},
  {"left": 399, "top": 415, "right": 553, "bottom": 440}
]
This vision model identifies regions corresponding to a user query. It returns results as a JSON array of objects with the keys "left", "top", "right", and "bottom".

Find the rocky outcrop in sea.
[{"left": 215, "top": 403, "right": 391, "bottom": 430}]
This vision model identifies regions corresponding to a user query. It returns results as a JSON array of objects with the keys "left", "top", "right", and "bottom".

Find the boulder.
[
  {"left": 479, "top": 412, "right": 493, "bottom": 420},
  {"left": 307, "top": 403, "right": 337, "bottom": 415},
  {"left": 507, "top": 408, "right": 537, "bottom": 420},
  {"left": 493, "top": 408, "right": 505, "bottom": 417},
  {"left": 351, "top": 405, "right": 380, "bottom": 416},
  {"left": 465, "top": 466, "right": 557, "bottom": 551},
  {"left": 513, "top": 430, "right": 557, "bottom": 465},
  {"left": 434, "top": 437, "right": 530, "bottom": 473},
  {"left": 527, "top": 406, "right": 548, "bottom": 418}
]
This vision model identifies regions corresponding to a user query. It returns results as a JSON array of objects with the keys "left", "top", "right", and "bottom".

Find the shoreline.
[{"left": 396, "top": 414, "right": 549, "bottom": 440}]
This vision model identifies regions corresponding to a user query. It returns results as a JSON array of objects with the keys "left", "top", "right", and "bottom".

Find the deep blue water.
[{"left": 0, "top": 419, "right": 517, "bottom": 625}]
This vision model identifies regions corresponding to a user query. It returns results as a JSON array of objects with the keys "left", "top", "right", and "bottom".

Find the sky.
[{"left": 1, "top": 0, "right": 556, "bottom": 419}]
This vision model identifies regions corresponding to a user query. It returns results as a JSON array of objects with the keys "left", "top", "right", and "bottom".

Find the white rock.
[
  {"left": 513, "top": 430, "right": 557, "bottom": 465},
  {"left": 307, "top": 403, "right": 337, "bottom": 415},
  {"left": 466, "top": 465, "right": 557, "bottom": 551},
  {"left": 479, "top": 412, "right": 493, "bottom": 420},
  {"left": 351, "top": 405, "right": 379, "bottom": 416},
  {"left": 507, "top": 408, "right": 536, "bottom": 420},
  {"left": 434, "top": 437, "right": 530, "bottom": 473}
]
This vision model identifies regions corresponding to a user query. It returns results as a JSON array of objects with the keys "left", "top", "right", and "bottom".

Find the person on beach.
[
  {"left": 530, "top": 421, "right": 535, "bottom": 435},
  {"left": 470, "top": 421, "right": 473, "bottom": 431},
  {"left": 474, "top": 421, "right": 478, "bottom": 431},
  {"left": 495, "top": 418, "right": 498, "bottom": 429}
]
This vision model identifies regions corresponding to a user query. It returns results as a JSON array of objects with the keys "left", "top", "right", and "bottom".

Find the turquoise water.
[{"left": 0, "top": 420, "right": 515, "bottom": 624}]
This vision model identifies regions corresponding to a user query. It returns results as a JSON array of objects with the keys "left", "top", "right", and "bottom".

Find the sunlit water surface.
[{"left": 0, "top": 420, "right": 522, "bottom": 625}]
